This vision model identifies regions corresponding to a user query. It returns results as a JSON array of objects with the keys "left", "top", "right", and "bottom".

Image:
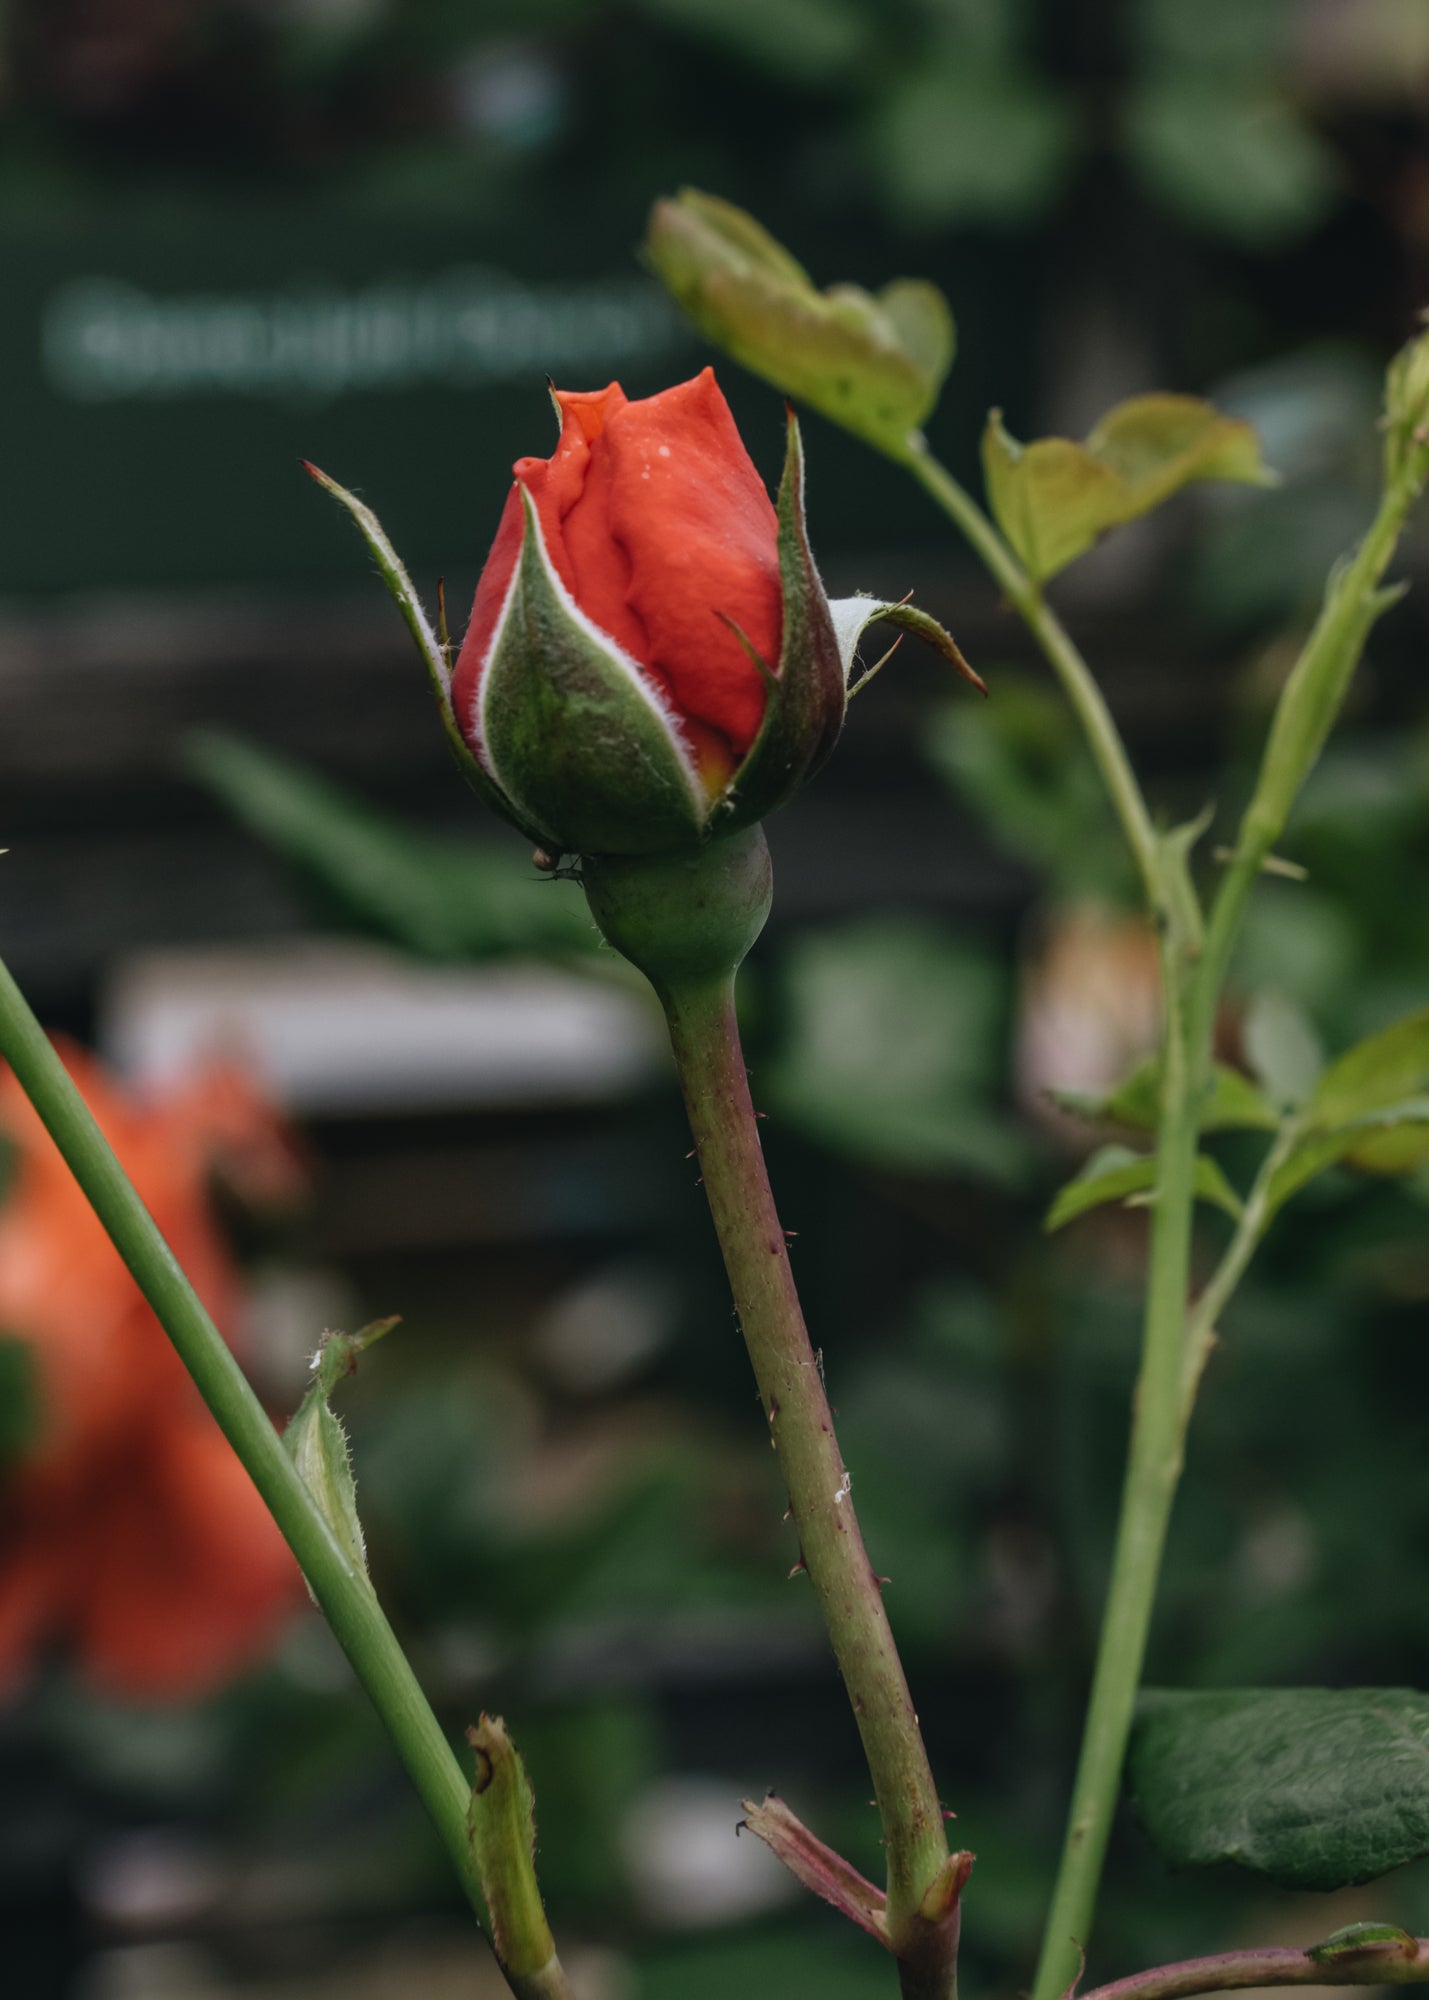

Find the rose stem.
[
  {"left": 0, "top": 951, "right": 572, "bottom": 2000},
  {"left": 661, "top": 967, "right": 956, "bottom": 1998}
]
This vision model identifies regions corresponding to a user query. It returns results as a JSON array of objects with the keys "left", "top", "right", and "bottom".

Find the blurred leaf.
[
  {"left": 769, "top": 918, "right": 1030, "bottom": 1184},
  {"left": 1310, "top": 1008, "right": 1429, "bottom": 1161},
  {"left": 1125, "top": 77, "right": 1340, "bottom": 248},
  {"left": 1260, "top": 1010, "right": 1429, "bottom": 1218},
  {"left": 0, "top": 1335, "right": 40, "bottom": 1472},
  {"left": 983, "top": 396, "right": 1274, "bottom": 584},
  {"left": 1131, "top": 1687, "right": 1429, "bottom": 1890},
  {"left": 870, "top": 55, "right": 1076, "bottom": 230},
  {"left": 187, "top": 731, "right": 599, "bottom": 965},
  {"left": 1189, "top": 349, "right": 1385, "bottom": 629},
  {"left": 1133, "top": 0, "right": 1289, "bottom": 72},
  {"left": 637, "top": 0, "right": 869, "bottom": 83},
  {"left": 1045, "top": 1143, "right": 1243, "bottom": 1232},
  {"left": 925, "top": 676, "right": 1126, "bottom": 894},
  {"left": 983, "top": 416, "right": 1125, "bottom": 583},
  {"left": 1051, "top": 1059, "right": 1277, "bottom": 1134},
  {"left": 1243, "top": 989, "right": 1325, "bottom": 1109},
  {"left": 646, "top": 189, "right": 953, "bottom": 453}
]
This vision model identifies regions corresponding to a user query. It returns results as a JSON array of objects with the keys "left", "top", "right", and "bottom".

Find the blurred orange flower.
[{"left": 0, "top": 1041, "right": 306, "bottom": 1701}]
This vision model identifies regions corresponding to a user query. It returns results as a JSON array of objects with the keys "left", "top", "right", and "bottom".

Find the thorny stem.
[
  {"left": 0, "top": 953, "right": 572, "bottom": 2000},
  {"left": 1080, "top": 1940, "right": 1429, "bottom": 2000},
  {"left": 663, "top": 972, "right": 958, "bottom": 2000}
]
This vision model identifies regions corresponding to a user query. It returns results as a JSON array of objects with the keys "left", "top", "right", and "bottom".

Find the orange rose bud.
[{"left": 307, "top": 367, "right": 979, "bottom": 860}]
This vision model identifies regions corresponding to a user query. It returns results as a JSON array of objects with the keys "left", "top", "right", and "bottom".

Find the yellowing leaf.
[
  {"left": 984, "top": 394, "right": 1276, "bottom": 583},
  {"left": 646, "top": 189, "right": 954, "bottom": 453},
  {"left": 982, "top": 416, "right": 1125, "bottom": 582},
  {"left": 1087, "top": 394, "right": 1275, "bottom": 514}
]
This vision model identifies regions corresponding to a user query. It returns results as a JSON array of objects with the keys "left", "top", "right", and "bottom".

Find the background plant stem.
[
  {"left": 1029, "top": 941, "right": 1200, "bottom": 2000},
  {"left": 898, "top": 442, "right": 1160, "bottom": 905},
  {"left": 0, "top": 952, "right": 568, "bottom": 2000},
  {"left": 662, "top": 972, "right": 956, "bottom": 1996},
  {"left": 899, "top": 431, "right": 1424, "bottom": 2000}
]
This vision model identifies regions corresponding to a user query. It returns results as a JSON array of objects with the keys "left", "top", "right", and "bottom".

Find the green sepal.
[
  {"left": 480, "top": 489, "right": 709, "bottom": 856},
  {"left": 283, "top": 1316, "right": 398, "bottom": 1588},
  {"left": 719, "top": 409, "right": 847, "bottom": 833},
  {"left": 646, "top": 188, "right": 954, "bottom": 454},
  {"left": 831, "top": 594, "right": 984, "bottom": 696},
  {"left": 301, "top": 463, "right": 549, "bottom": 848},
  {"left": 467, "top": 1715, "right": 559, "bottom": 1985}
]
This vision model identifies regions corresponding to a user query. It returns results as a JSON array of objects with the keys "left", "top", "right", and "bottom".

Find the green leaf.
[
  {"left": 1309, "top": 1007, "right": 1429, "bottom": 1168},
  {"left": 1052, "top": 1059, "right": 1277, "bottom": 1135},
  {"left": 646, "top": 189, "right": 954, "bottom": 453},
  {"left": 283, "top": 1317, "right": 398, "bottom": 1585},
  {"left": 982, "top": 415, "right": 1126, "bottom": 584},
  {"left": 983, "top": 394, "right": 1275, "bottom": 584},
  {"left": 1045, "top": 1144, "right": 1243, "bottom": 1232},
  {"left": 1131, "top": 1687, "right": 1429, "bottom": 1891},
  {"left": 1257, "top": 1009, "right": 1429, "bottom": 1220},
  {"left": 1265, "top": 1098, "right": 1429, "bottom": 1222},
  {"left": 186, "top": 732, "right": 600, "bottom": 966}
]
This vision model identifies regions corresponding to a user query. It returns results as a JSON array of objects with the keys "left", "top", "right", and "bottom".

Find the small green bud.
[{"left": 1384, "top": 317, "right": 1429, "bottom": 490}]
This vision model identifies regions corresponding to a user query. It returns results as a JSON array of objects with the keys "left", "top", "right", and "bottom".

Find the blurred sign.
[{"left": 2, "top": 202, "right": 690, "bottom": 595}]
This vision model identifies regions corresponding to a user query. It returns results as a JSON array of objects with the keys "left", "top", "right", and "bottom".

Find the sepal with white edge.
[
  {"left": 720, "top": 408, "right": 846, "bottom": 832},
  {"left": 477, "top": 488, "right": 710, "bottom": 856}
]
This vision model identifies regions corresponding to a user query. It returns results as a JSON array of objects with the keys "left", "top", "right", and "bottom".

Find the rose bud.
[{"left": 306, "top": 367, "right": 979, "bottom": 860}]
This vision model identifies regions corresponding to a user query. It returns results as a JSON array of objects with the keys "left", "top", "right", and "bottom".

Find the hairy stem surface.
[{"left": 663, "top": 973, "right": 954, "bottom": 1996}]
